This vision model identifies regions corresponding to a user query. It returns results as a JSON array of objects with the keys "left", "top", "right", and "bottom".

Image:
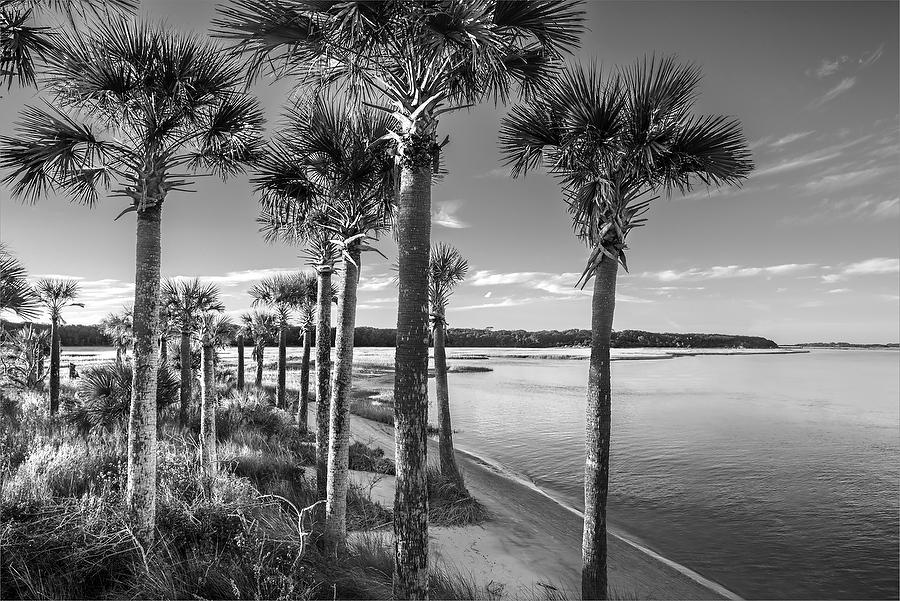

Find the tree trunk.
[
  {"left": 277, "top": 323, "right": 287, "bottom": 409},
  {"left": 393, "top": 162, "right": 431, "bottom": 599},
  {"left": 255, "top": 343, "right": 264, "bottom": 388},
  {"left": 434, "top": 319, "right": 465, "bottom": 491},
  {"left": 48, "top": 317, "right": 60, "bottom": 414},
  {"left": 315, "top": 267, "right": 333, "bottom": 506},
  {"left": 298, "top": 326, "right": 311, "bottom": 431},
  {"left": 325, "top": 248, "right": 360, "bottom": 548},
  {"left": 582, "top": 253, "right": 618, "bottom": 601},
  {"left": 236, "top": 334, "right": 245, "bottom": 391},
  {"left": 200, "top": 338, "right": 217, "bottom": 482},
  {"left": 179, "top": 329, "right": 191, "bottom": 425},
  {"left": 126, "top": 203, "right": 161, "bottom": 546},
  {"left": 115, "top": 344, "right": 124, "bottom": 366}
]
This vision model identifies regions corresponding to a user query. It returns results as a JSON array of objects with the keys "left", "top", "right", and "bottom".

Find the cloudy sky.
[{"left": 1, "top": 1, "right": 897, "bottom": 343}]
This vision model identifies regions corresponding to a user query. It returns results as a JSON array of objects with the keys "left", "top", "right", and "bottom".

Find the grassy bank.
[{"left": 0, "top": 379, "right": 491, "bottom": 600}]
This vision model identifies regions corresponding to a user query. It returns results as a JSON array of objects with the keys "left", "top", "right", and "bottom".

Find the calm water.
[{"left": 420, "top": 348, "right": 900, "bottom": 600}]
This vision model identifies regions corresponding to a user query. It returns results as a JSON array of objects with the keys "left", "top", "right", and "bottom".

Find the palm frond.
[
  {"left": 0, "top": 103, "right": 113, "bottom": 205},
  {"left": 0, "top": 242, "right": 40, "bottom": 319}
]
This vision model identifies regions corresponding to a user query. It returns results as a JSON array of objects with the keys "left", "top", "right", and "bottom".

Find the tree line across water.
[{"left": 2, "top": 322, "right": 778, "bottom": 350}]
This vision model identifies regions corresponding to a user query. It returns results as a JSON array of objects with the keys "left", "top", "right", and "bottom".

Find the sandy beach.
[{"left": 306, "top": 371, "right": 739, "bottom": 601}]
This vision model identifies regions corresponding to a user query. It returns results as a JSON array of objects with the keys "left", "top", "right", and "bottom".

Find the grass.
[
  {"left": 350, "top": 396, "right": 441, "bottom": 435},
  {"left": 428, "top": 465, "right": 489, "bottom": 527}
]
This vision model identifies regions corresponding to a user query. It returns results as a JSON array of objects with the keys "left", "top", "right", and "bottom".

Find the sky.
[{"left": 1, "top": 1, "right": 898, "bottom": 344}]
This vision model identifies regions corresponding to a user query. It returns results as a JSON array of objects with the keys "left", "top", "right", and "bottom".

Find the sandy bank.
[{"left": 309, "top": 389, "right": 738, "bottom": 600}]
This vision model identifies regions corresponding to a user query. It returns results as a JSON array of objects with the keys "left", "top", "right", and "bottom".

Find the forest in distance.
[{"left": 0, "top": 322, "right": 779, "bottom": 350}]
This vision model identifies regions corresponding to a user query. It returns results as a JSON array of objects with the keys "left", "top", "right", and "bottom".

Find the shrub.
[
  {"left": 73, "top": 362, "right": 179, "bottom": 433},
  {"left": 348, "top": 441, "right": 395, "bottom": 475},
  {"left": 428, "top": 466, "right": 488, "bottom": 527}
]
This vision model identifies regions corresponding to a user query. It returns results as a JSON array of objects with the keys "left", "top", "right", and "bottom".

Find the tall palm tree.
[
  {"left": 34, "top": 278, "right": 82, "bottom": 413},
  {"left": 0, "top": 21, "right": 265, "bottom": 543},
  {"left": 294, "top": 273, "right": 317, "bottom": 431},
  {"left": 99, "top": 307, "right": 133, "bottom": 365},
  {"left": 260, "top": 203, "right": 337, "bottom": 510},
  {"left": 162, "top": 279, "right": 225, "bottom": 426},
  {"left": 0, "top": 0, "right": 135, "bottom": 90},
  {"left": 428, "top": 243, "right": 468, "bottom": 492},
  {"left": 249, "top": 273, "right": 308, "bottom": 410},
  {"left": 199, "top": 311, "right": 234, "bottom": 481},
  {"left": 158, "top": 303, "right": 171, "bottom": 368},
  {"left": 255, "top": 99, "right": 395, "bottom": 549},
  {"left": 241, "top": 310, "right": 277, "bottom": 389},
  {"left": 213, "top": 4, "right": 585, "bottom": 593},
  {"left": 0, "top": 242, "right": 39, "bottom": 323},
  {"left": 499, "top": 57, "right": 754, "bottom": 599}
]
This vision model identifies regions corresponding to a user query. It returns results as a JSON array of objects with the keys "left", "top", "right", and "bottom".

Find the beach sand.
[{"left": 307, "top": 371, "right": 739, "bottom": 600}]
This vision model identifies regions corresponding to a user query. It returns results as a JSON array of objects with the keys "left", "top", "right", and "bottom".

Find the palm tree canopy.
[
  {"left": 429, "top": 243, "right": 468, "bottom": 316},
  {"left": 256, "top": 99, "right": 396, "bottom": 269},
  {"left": 249, "top": 272, "right": 315, "bottom": 324},
  {"left": 0, "top": 19, "right": 265, "bottom": 215},
  {"left": 99, "top": 307, "right": 133, "bottom": 348},
  {"left": 0, "top": 241, "right": 40, "bottom": 320},
  {"left": 214, "top": 0, "right": 585, "bottom": 161},
  {"left": 0, "top": 0, "right": 137, "bottom": 89},
  {"left": 34, "top": 277, "right": 82, "bottom": 321},
  {"left": 161, "top": 279, "right": 225, "bottom": 335},
  {"left": 200, "top": 312, "right": 235, "bottom": 348},
  {"left": 498, "top": 56, "right": 754, "bottom": 282},
  {"left": 240, "top": 310, "right": 278, "bottom": 345}
]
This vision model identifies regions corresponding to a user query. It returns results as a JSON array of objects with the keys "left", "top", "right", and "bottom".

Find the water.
[{"left": 420, "top": 348, "right": 900, "bottom": 600}]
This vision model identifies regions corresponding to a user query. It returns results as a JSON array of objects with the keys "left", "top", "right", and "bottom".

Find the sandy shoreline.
[{"left": 314, "top": 371, "right": 740, "bottom": 600}]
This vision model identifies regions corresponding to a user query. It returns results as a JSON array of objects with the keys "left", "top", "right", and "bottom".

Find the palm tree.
[
  {"left": 162, "top": 279, "right": 225, "bottom": 426},
  {"left": 234, "top": 313, "right": 252, "bottom": 391},
  {"left": 241, "top": 310, "right": 277, "bottom": 389},
  {"left": 158, "top": 303, "right": 171, "bottom": 368},
  {"left": 34, "top": 278, "right": 82, "bottom": 413},
  {"left": 0, "top": 0, "right": 135, "bottom": 90},
  {"left": 294, "top": 273, "right": 317, "bottom": 431},
  {"left": 249, "top": 273, "right": 309, "bottom": 410},
  {"left": 0, "top": 20, "right": 263, "bottom": 544},
  {"left": 428, "top": 243, "right": 468, "bottom": 492},
  {"left": 213, "top": 4, "right": 585, "bottom": 593},
  {"left": 499, "top": 57, "right": 754, "bottom": 599},
  {"left": 99, "top": 307, "right": 133, "bottom": 365},
  {"left": 260, "top": 204, "right": 337, "bottom": 509},
  {"left": 0, "top": 242, "right": 39, "bottom": 323},
  {"left": 255, "top": 99, "right": 395, "bottom": 548},
  {"left": 198, "top": 311, "right": 234, "bottom": 480}
]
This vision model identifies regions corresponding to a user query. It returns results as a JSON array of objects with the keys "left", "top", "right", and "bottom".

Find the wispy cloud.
[
  {"left": 171, "top": 268, "right": 297, "bottom": 287},
  {"left": 640, "top": 263, "right": 817, "bottom": 282},
  {"left": 859, "top": 43, "right": 884, "bottom": 68},
  {"left": 779, "top": 195, "right": 900, "bottom": 226},
  {"left": 808, "top": 76, "right": 856, "bottom": 109},
  {"left": 475, "top": 166, "right": 513, "bottom": 179},
  {"left": 358, "top": 274, "right": 395, "bottom": 291},
  {"left": 802, "top": 166, "right": 890, "bottom": 193},
  {"left": 770, "top": 131, "right": 815, "bottom": 147},
  {"left": 432, "top": 199, "right": 470, "bottom": 229},
  {"left": 821, "top": 257, "right": 900, "bottom": 283},
  {"left": 808, "top": 56, "right": 847, "bottom": 79}
]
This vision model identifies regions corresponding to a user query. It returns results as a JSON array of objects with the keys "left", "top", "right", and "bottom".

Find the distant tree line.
[{"left": 3, "top": 322, "right": 777, "bottom": 349}]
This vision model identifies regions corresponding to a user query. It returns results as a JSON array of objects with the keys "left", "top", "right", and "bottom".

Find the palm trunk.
[
  {"left": 277, "top": 323, "right": 287, "bottom": 409},
  {"left": 325, "top": 248, "right": 360, "bottom": 548},
  {"left": 126, "top": 203, "right": 161, "bottom": 546},
  {"left": 179, "top": 329, "right": 191, "bottom": 425},
  {"left": 393, "top": 162, "right": 431, "bottom": 599},
  {"left": 298, "top": 326, "right": 311, "bottom": 431},
  {"left": 255, "top": 343, "right": 264, "bottom": 388},
  {"left": 115, "top": 344, "right": 124, "bottom": 365},
  {"left": 236, "top": 334, "right": 245, "bottom": 391},
  {"left": 582, "top": 253, "right": 618, "bottom": 601},
  {"left": 48, "top": 317, "right": 60, "bottom": 414},
  {"left": 315, "top": 266, "right": 333, "bottom": 506},
  {"left": 434, "top": 319, "right": 465, "bottom": 491},
  {"left": 200, "top": 337, "right": 217, "bottom": 481}
]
